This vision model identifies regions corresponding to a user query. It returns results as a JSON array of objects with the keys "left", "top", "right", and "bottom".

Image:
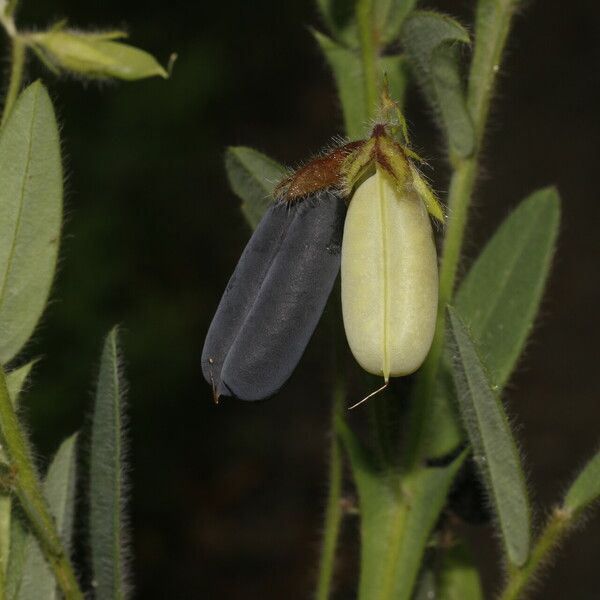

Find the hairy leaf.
[
  {"left": 380, "top": 53, "right": 409, "bottom": 109},
  {"left": 455, "top": 187, "right": 560, "bottom": 388},
  {"left": 90, "top": 328, "right": 130, "bottom": 600},
  {"left": 402, "top": 11, "right": 473, "bottom": 157},
  {"left": 448, "top": 307, "right": 530, "bottom": 566},
  {"left": 0, "top": 82, "right": 62, "bottom": 364},
  {"left": 224, "top": 146, "right": 286, "bottom": 229},
  {"left": 17, "top": 433, "right": 78, "bottom": 600},
  {"left": 338, "top": 416, "right": 465, "bottom": 599},
  {"left": 564, "top": 448, "right": 600, "bottom": 517}
]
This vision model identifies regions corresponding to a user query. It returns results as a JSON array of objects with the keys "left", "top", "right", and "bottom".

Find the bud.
[{"left": 30, "top": 29, "right": 167, "bottom": 80}]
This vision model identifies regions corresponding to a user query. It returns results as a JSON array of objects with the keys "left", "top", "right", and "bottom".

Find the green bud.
[{"left": 30, "top": 29, "right": 168, "bottom": 81}]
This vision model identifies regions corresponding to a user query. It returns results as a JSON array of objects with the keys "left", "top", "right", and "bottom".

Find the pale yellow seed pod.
[{"left": 341, "top": 170, "right": 438, "bottom": 380}]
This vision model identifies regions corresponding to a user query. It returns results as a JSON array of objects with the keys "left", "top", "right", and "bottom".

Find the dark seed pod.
[{"left": 202, "top": 190, "right": 346, "bottom": 401}]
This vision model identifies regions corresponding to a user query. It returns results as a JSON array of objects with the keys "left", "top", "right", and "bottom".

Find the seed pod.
[
  {"left": 202, "top": 191, "right": 345, "bottom": 401},
  {"left": 341, "top": 170, "right": 438, "bottom": 380}
]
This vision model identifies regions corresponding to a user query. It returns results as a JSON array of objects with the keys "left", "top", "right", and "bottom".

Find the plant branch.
[
  {"left": 1, "top": 35, "right": 25, "bottom": 127},
  {"left": 0, "top": 368, "right": 84, "bottom": 600},
  {"left": 315, "top": 378, "right": 345, "bottom": 600},
  {"left": 499, "top": 508, "right": 571, "bottom": 600},
  {"left": 356, "top": 0, "right": 379, "bottom": 123},
  {"left": 404, "top": 0, "right": 518, "bottom": 470}
]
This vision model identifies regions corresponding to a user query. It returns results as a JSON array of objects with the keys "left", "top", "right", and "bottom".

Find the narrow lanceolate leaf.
[
  {"left": 438, "top": 542, "right": 483, "bottom": 600},
  {"left": 337, "top": 416, "right": 465, "bottom": 600},
  {"left": 448, "top": 307, "right": 530, "bottom": 567},
  {"left": 5, "top": 513, "right": 27, "bottom": 599},
  {"left": 0, "top": 82, "right": 62, "bottom": 364},
  {"left": 380, "top": 54, "right": 409, "bottom": 109},
  {"left": 17, "top": 433, "right": 78, "bottom": 600},
  {"left": 564, "top": 448, "right": 600, "bottom": 517},
  {"left": 313, "top": 30, "right": 367, "bottom": 140},
  {"left": 32, "top": 30, "right": 167, "bottom": 80},
  {"left": 315, "top": 0, "right": 358, "bottom": 48},
  {"left": 5, "top": 362, "right": 34, "bottom": 407},
  {"left": 91, "top": 328, "right": 130, "bottom": 600},
  {"left": 455, "top": 188, "right": 560, "bottom": 389},
  {"left": 402, "top": 12, "right": 474, "bottom": 157},
  {"left": 224, "top": 146, "right": 287, "bottom": 229}
]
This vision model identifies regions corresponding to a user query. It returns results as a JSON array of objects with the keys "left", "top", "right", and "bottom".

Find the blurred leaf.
[
  {"left": 438, "top": 542, "right": 483, "bottom": 600},
  {"left": 0, "top": 82, "right": 62, "bottom": 364},
  {"left": 315, "top": 0, "right": 358, "bottom": 47},
  {"left": 413, "top": 567, "right": 436, "bottom": 600},
  {"left": 313, "top": 30, "right": 367, "bottom": 140},
  {"left": 0, "top": 361, "right": 35, "bottom": 580},
  {"left": 32, "top": 30, "right": 167, "bottom": 80},
  {"left": 17, "top": 433, "right": 78, "bottom": 600},
  {"left": 375, "top": 0, "right": 417, "bottom": 44},
  {"left": 455, "top": 187, "right": 560, "bottom": 389},
  {"left": 5, "top": 513, "right": 27, "bottom": 600},
  {"left": 380, "top": 54, "right": 409, "bottom": 109},
  {"left": 447, "top": 307, "right": 530, "bottom": 567},
  {"left": 90, "top": 328, "right": 130, "bottom": 600},
  {"left": 224, "top": 146, "right": 286, "bottom": 229},
  {"left": 402, "top": 12, "right": 474, "bottom": 157},
  {"left": 337, "top": 416, "right": 465, "bottom": 599},
  {"left": 564, "top": 448, "right": 600, "bottom": 517}
]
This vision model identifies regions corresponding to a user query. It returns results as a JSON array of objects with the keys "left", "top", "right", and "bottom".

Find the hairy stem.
[
  {"left": 499, "top": 508, "right": 571, "bottom": 600},
  {"left": 404, "top": 0, "right": 518, "bottom": 470},
  {"left": 356, "top": 0, "right": 379, "bottom": 123},
  {"left": 1, "top": 36, "right": 25, "bottom": 127},
  {"left": 315, "top": 379, "right": 345, "bottom": 600},
  {"left": 0, "top": 368, "right": 84, "bottom": 600}
]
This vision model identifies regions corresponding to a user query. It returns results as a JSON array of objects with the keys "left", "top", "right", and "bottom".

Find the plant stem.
[
  {"left": 499, "top": 508, "right": 571, "bottom": 600},
  {"left": 404, "top": 0, "right": 518, "bottom": 470},
  {"left": 356, "top": 0, "right": 379, "bottom": 123},
  {"left": 315, "top": 379, "right": 345, "bottom": 600},
  {"left": 0, "top": 368, "right": 84, "bottom": 600},
  {"left": 1, "top": 36, "right": 25, "bottom": 127}
]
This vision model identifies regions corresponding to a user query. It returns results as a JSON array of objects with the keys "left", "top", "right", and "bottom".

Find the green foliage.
[
  {"left": 0, "top": 82, "right": 62, "bottom": 364},
  {"left": 90, "top": 328, "right": 129, "bottom": 600},
  {"left": 438, "top": 543, "right": 483, "bottom": 600},
  {"left": 17, "top": 434, "right": 78, "bottom": 600},
  {"left": 315, "top": 0, "right": 358, "bottom": 47},
  {"left": 313, "top": 31, "right": 367, "bottom": 140},
  {"left": 224, "top": 146, "right": 286, "bottom": 229},
  {"left": 31, "top": 30, "right": 168, "bottom": 80},
  {"left": 374, "top": 0, "right": 418, "bottom": 45},
  {"left": 564, "top": 448, "right": 600, "bottom": 517},
  {"left": 455, "top": 187, "right": 560, "bottom": 389},
  {"left": 448, "top": 307, "right": 531, "bottom": 567},
  {"left": 337, "top": 415, "right": 465, "bottom": 600},
  {"left": 402, "top": 12, "right": 474, "bottom": 157}
]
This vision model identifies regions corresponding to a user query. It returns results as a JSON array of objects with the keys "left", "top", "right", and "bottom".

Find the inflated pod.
[
  {"left": 202, "top": 191, "right": 345, "bottom": 401},
  {"left": 341, "top": 170, "right": 438, "bottom": 380}
]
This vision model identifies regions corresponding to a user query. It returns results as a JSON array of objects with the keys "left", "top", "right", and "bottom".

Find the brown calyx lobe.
[{"left": 276, "top": 141, "right": 364, "bottom": 201}]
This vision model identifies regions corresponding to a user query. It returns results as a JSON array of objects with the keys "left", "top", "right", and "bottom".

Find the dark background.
[{"left": 6, "top": 0, "right": 599, "bottom": 598}]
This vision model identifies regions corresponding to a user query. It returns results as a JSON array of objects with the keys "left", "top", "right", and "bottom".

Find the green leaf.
[
  {"left": 402, "top": 11, "right": 474, "bottom": 157},
  {"left": 0, "top": 82, "right": 62, "bottom": 364},
  {"left": 5, "top": 512, "right": 27, "bottom": 600},
  {"left": 32, "top": 31, "right": 167, "bottom": 80},
  {"left": 6, "top": 362, "right": 34, "bottom": 407},
  {"left": 455, "top": 187, "right": 560, "bottom": 389},
  {"left": 337, "top": 416, "right": 465, "bottom": 600},
  {"left": 224, "top": 146, "right": 286, "bottom": 229},
  {"left": 315, "top": 0, "right": 358, "bottom": 47},
  {"left": 17, "top": 433, "right": 78, "bottom": 600},
  {"left": 374, "top": 0, "right": 417, "bottom": 44},
  {"left": 564, "top": 448, "right": 600, "bottom": 517},
  {"left": 447, "top": 307, "right": 531, "bottom": 567},
  {"left": 313, "top": 30, "right": 368, "bottom": 140},
  {"left": 90, "top": 328, "right": 130, "bottom": 600},
  {"left": 438, "top": 542, "right": 483, "bottom": 600}
]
